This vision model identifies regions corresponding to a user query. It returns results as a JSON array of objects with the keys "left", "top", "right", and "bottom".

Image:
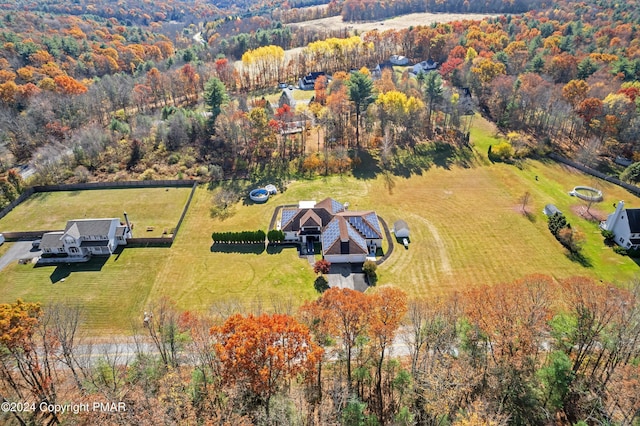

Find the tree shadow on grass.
[
  {"left": 566, "top": 250, "right": 592, "bottom": 267},
  {"left": 210, "top": 243, "right": 265, "bottom": 255},
  {"left": 352, "top": 150, "right": 381, "bottom": 180}
]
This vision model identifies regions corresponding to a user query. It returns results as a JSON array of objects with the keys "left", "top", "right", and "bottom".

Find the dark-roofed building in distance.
[
  {"left": 279, "top": 198, "right": 383, "bottom": 263},
  {"left": 39, "top": 215, "right": 132, "bottom": 263},
  {"left": 298, "top": 71, "right": 327, "bottom": 90},
  {"left": 600, "top": 201, "right": 640, "bottom": 250}
]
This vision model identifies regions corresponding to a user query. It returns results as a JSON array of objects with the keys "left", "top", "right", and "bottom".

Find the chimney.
[{"left": 123, "top": 211, "right": 132, "bottom": 237}]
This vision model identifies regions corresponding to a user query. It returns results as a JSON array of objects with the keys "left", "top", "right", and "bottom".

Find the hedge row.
[
  {"left": 267, "top": 229, "right": 285, "bottom": 242},
  {"left": 212, "top": 230, "right": 266, "bottom": 244}
]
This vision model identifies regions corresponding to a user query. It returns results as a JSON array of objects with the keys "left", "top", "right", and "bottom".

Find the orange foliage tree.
[
  {"left": 211, "top": 313, "right": 322, "bottom": 419},
  {"left": 54, "top": 74, "right": 88, "bottom": 94},
  {"left": 300, "top": 287, "right": 372, "bottom": 391}
]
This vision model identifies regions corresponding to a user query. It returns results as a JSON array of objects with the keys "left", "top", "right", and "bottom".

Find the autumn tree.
[
  {"left": 0, "top": 300, "right": 60, "bottom": 425},
  {"left": 369, "top": 287, "right": 407, "bottom": 422},
  {"left": 313, "top": 259, "right": 331, "bottom": 275},
  {"left": 211, "top": 313, "right": 322, "bottom": 420},
  {"left": 300, "top": 287, "right": 371, "bottom": 392}
]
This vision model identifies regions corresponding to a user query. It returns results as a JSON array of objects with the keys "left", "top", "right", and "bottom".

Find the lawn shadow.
[
  {"left": 266, "top": 243, "right": 299, "bottom": 255},
  {"left": 46, "top": 256, "right": 110, "bottom": 284},
  {"left": 566, "top": 250, "right": 592, "bottom": 267},
  {"left": 352, "top": 150, "right": 381, "bottom": 180},
  {"left": 210, "top": 243, "right": 265, "bottom": 255}
]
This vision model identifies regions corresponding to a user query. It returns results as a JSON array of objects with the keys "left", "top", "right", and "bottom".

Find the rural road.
[{"left": 0, "top": 241, "right": 40, "bottom": 273}]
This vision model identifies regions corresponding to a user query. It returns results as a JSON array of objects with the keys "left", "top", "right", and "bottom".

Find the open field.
[
  {"left": 0, "top": 117, "right": 637, "bottom": 333},
  {"left": 289, "top": 12, "right": 500, "bottom": 33},
  {"left": 0, "top": 187, "right": 192, "bottom": 237}
]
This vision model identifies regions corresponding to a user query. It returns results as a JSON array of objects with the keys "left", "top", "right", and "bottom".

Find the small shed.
[
  {"left": 543, "top": 204, "right": 562, "bottom": 216},
  {"left": 393, "top": 220, "right": 410, "bottom": 238}
]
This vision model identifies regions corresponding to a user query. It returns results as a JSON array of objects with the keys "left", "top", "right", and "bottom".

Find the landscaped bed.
[{"left": 0, "top": 187, "right": 192, "bottom": 238}]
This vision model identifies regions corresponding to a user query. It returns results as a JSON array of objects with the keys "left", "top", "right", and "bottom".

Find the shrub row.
[
  {"left": 212, "top": 230, "right": 266, "bottom": 244},
  {"left": 267, "top": 229, "right": 285, "bottom": 242}
]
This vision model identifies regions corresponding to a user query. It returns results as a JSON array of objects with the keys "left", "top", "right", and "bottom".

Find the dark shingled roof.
[
  {"left": 40, "top": 231, "right": 64, "bottom": 249},
  {"left": 627, "top": 209, "right": 640, "bottom": 233},
  {"left": 64, "top": 219, "right": 116, "bottom": 237}
]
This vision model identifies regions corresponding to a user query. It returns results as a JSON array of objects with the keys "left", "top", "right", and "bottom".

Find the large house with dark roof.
[
  {"left": 601, "top": 201, "right": 640, "bottom": 250},
  {"left": 280, "top": 198, "right": 383, "bottom": 263},
  {"left": 298, "top": 71, "right": 327, "bottom": 90},
  {"left": 40, "top": 216, "right": 132, "bottom": 262}
]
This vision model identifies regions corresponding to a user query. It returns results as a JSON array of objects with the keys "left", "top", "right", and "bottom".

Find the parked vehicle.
[
  {"left": 0, "top": 233, "right": 4, "bottom": 245},
  {"left": 32, "top": 239, "right": 41, "bottom": 248}
]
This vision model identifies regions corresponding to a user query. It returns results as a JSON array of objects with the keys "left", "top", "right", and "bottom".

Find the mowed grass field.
[
  {"left": 0, "top": 187, "right": 192, "bottom": 237},
  {"left": 0, "top": 117, "right": 638, "bottom": 333}
]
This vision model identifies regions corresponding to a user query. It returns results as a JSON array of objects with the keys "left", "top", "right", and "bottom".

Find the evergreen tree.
[{"left": 347, "top": 72, "right": 375, "bottom": 149}]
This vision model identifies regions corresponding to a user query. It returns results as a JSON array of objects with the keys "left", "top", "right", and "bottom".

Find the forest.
[
  {"left": 1, "top": 0, "right": 640, "bottom": 205},
  {"left": 2, "top": 275, "right": 640, "bottom": 425}
]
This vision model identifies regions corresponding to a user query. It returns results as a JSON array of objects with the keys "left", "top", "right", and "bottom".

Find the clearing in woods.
[{"left": 0, "top": 117, "right": 638, "bottom": 332}]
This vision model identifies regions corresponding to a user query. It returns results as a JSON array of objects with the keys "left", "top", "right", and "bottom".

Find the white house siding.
[{"left": 325, "top": 254, "right": 366, "bottom": 263}]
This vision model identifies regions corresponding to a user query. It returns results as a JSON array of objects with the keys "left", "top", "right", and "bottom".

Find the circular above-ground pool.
[
  {"left": 265, "top": 184, "right": 277, "bottom": 195},
  {"left": 250, "top": 188, "right": 270, "bottom": 203},
  {"left": 569, "top": 186, "right": 603, "bottom": 202}
]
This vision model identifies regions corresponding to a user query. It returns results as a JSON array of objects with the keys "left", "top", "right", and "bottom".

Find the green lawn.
[
  {"left": 0, "top": 117, "right": 637, "bottom": 333},
  {"left": 0, "top": 187, "right": 192, "bottom": 237}
]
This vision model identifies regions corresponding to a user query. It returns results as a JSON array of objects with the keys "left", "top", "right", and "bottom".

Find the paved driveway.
[
  {"left": 0, "top": 241, "right": 41, "bottom": 273},
  {"left": 327, "top": 263, "right": 368, "bottom": 291}
]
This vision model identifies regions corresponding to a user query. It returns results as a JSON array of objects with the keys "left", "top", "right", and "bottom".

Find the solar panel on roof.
[
  {"left": 364, "top": 213, "right": 382, "bottom": 233},
  {"left": 347, "top": 216, "right": 378, "bottom": 239},
  {"left": 322, "top": 220, "right": 341, "bottom": 247},
  {"left": 281, "top": 209, "right": 297, "bottom": 226},
  {"left": 346, "top": 222, "right": 368, "bottom": 251}
]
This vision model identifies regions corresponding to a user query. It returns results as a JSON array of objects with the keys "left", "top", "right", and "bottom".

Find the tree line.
[{"left": 1, "top": 274, "right": 639, "bottom": 425}]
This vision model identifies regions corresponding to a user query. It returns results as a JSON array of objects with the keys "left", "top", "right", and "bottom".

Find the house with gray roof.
[
  {"left": 40, "top": 216, "right": 132, "bottom": 262},
  {"left": 280, "top": 198, "right": 382, "bottom": 263},
  {"left": 601, "top": 201, "right": 640, "bottom": 250}
]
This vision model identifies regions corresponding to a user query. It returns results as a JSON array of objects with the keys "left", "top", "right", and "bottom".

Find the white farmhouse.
[
  {"left": 601, "top": 201, "right": 640, "bottom": 250},
  {"left": 40, "top": 215, "right": 132, "bottom": 262}
]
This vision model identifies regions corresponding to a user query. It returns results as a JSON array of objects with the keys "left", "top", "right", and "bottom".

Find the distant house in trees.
[
  {"left": 279, "top": 198, "right": 383, "bottom": 263},
  {"left": 278, "top": 88, "right": 296, "bottom": 109},
  {"left": 39, "top": 215, "right": 132, "bottom": 263},
  {"left": 412, "top": 59, "right": 438, "bottom": 74},
  {"left": 389, "top": 55, "right": 409, "bottom": 65},
  {"left": 372, "top": 62, "right": 394, "bottom": 80},
  {"left": 601, "top": 201, "right": 640, "bottom": 249},
  {"left": 298, "top": 71, "right": 327, "bottom": 90}
]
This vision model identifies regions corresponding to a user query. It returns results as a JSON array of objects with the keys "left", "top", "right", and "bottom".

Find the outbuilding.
[
  {"left": 393, "top": 220, "right": 410, "bottom": 239},
  {"left": 543, "top": 204, "right": 562, "bottom": 216}
]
